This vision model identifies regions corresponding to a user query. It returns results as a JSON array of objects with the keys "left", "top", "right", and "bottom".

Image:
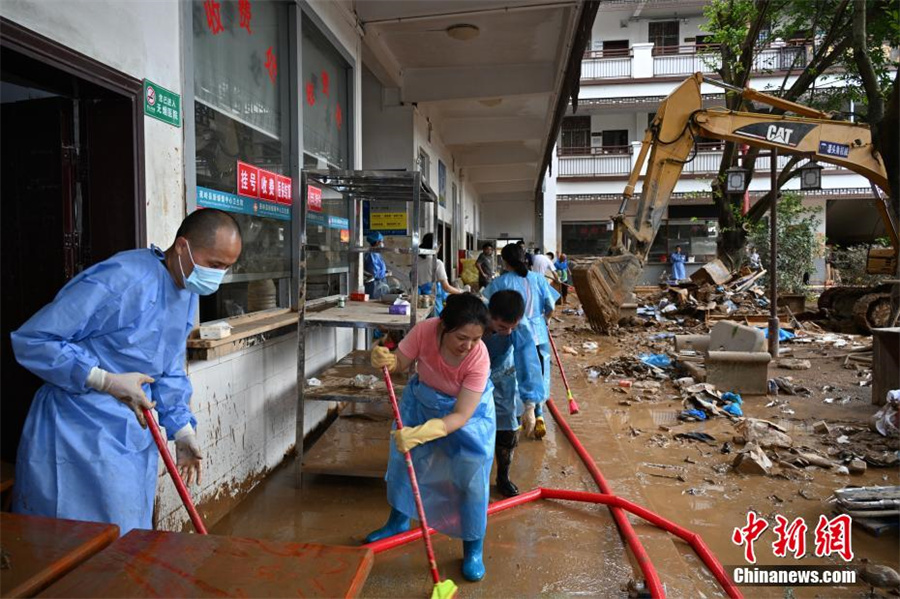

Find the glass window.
[
  {"left": 193, "top": 0, "right": 291, "bottom": 320},
  {"left": 649, "top": 21, "right": 679, "bottom": 54},
  {"left": 559, "top": 116, "right": 590, "bottom": 155},
  {"left": 305, "top": 189, "right": 351, "bottom": 300},
  {"left": 302, "top": 19, "right": 350, "bottom": 169},
  {"left": 561, "top": 221, "right": 614, "bottom": 255}
]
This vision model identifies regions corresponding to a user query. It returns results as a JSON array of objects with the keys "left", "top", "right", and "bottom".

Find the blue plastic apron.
[{"left": 386, "top": 376, "right": 496, "bottom": 541}]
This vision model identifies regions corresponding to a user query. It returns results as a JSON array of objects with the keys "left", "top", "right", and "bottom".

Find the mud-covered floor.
[{"left": 213, "top": 306, "right": 899, "bottom": 598}]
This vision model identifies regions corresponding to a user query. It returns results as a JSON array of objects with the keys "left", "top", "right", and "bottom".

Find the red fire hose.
[
  {"left": 363, "top": 402, "right": 742, "bottom": 599},
  {"left": 143, "top": 408, "right": 208, "bottom": 535}
]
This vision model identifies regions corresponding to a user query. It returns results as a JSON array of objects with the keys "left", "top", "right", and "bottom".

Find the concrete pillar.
[
  {"left": 632, "top": 43, "right": 655, "bottom": 78},
  {"left": 543, "top": 148, "right": 559, "bottom": 253}
]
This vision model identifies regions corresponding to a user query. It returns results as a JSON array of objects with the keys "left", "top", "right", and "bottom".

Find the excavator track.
[{"left": 852, "top": 292, "right": 892, "bottom": 333}]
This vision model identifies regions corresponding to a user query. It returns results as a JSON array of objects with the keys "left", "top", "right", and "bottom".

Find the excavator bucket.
[{"left": 572, "top": 253, "right": 643, "bottom": 333}]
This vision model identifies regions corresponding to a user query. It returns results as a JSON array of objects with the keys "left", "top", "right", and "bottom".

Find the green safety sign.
[{"left": 143, "top": 79, "right": 181, "bottom": 127}]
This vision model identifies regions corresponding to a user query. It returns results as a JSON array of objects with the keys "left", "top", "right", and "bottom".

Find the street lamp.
[
  {"left": 799, "top": 161, "right": 823, "bottom": 190},
  {"left": 725, "top": 166, "right": 749, "bottom": 193}
]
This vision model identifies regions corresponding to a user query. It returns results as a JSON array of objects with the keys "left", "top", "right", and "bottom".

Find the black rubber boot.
[{"left": 495, "top": 430, "right": 520, "bottom": 497}]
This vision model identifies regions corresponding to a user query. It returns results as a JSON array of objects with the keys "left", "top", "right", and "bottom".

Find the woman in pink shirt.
[{"left": 367, "top": 294, "right": 496, "bottom": 582}]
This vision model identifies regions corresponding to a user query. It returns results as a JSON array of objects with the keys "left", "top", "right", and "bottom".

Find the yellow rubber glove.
[
  {"left": 371, "top": 346, "right": 398, "bottom": 372},
  {"left": 393, "top": 418, "right": 448, "bottom": 453}
]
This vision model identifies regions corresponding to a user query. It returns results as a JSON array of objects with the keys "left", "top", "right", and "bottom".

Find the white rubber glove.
[
  {"left": 87, "top": 368, "right": 156, "bottom": 428},
  {"left": 522, "top": 402, "right": 537, "bottom": 438},
  {"left": 175, "top": 425, "right": 203, "bottom": 486}
]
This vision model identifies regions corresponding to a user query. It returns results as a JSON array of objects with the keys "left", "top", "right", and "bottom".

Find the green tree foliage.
[
  {"left": 749, "top": 192, "right": 823, "bottom": 294},
  {"left": 700, "top": 0, "right": 899, "bottom": 259}
]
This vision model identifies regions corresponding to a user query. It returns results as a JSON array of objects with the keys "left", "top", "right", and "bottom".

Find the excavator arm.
[{"left": 574, "top": 72, "right": 896, "bottom": 333}]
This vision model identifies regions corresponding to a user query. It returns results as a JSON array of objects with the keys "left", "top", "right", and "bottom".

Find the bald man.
[{"left": 11, "top": 209, "right": 242, "bottom": 534}]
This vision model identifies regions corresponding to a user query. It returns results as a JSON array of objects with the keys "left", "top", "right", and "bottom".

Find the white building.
[{"left": 540, "top": 0, "right": 892, "bottom": 284}]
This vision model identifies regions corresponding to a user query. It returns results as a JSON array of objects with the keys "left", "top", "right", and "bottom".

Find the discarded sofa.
[{"left": 674, "top": 321, "right": 771, "bottom": 395}]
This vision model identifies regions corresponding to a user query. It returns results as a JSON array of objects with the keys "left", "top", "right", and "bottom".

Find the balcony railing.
[
  {"left": 558, "top": 143, "right": 842, "bottom": 179},
  {"left": 580, "top": 42, "right": 813, "bottom": 80},
  {"left": 582, "top": 48, "right": 632, "bottom": 79},
  {"left": 558, "top": 146, "right": 633, "bottom": 177}
]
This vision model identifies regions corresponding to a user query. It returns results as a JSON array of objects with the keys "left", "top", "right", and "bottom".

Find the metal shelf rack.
[{"left": 294, "top": 170, "right": 438, "bottom": 480}]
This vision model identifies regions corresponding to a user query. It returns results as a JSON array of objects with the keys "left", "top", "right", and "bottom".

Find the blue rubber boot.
[
  {"left": 462, "top": 538, "right": 485, "bottom": 581},
  {"left": 364, "top": 508, "right": 410, "bottom": 543}
]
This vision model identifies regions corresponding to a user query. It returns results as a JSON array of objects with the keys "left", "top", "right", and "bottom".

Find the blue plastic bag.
[
  {"left": 639, "top": 353, "right": 672, "bottom": 368},
  {"left": 723, "top": 402, "right": 743, "bottom": 417},
  {"left": 758, "top": 327, "right": 795, "bottom": 341},
  {"left": 679, "top": 409, "right": 707, "bottom": 421},
  {"left": 721, "top": 392, "right": 743, "bottom": 405}
]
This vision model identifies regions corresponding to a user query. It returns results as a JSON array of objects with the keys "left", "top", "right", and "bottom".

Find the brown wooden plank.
[
  {"left": 186, "top": 309, "right": 296, "bottom": 349},
  {"left": 37, "top": 530, "right": 373, "bottom": 599},
  {"left": 0, "top": 513, "right": 119, "bottom": 598}
]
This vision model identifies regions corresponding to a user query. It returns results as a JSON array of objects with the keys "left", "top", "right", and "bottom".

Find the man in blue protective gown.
[
  {"left": 363, "top": 231, "right": 389, "bottom": 299},
  {"left": 10, "top": 208, "right": 242, "bottom": 534},
  {"left": 483, "top": 290, "right": 543, "bottom": 497}
]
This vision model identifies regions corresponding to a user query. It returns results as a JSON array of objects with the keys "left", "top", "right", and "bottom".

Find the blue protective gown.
[
  {"left": 483, "top": 326, "right": 542, "bottom": 432},
  {"left": 483, "top": 271, "right": 559, "bottom": 402},
  {"left": 386, "top": 377, "right": 496, "bottom": 541},
  {"left": 670, "top": 252, "right": 687, "bottom": 281},
  {"left": 10, "top": 246, "right": 198, "bottom": 534},
  {"left": 364, "top": 251, "right": 389, "bottom": 299}
]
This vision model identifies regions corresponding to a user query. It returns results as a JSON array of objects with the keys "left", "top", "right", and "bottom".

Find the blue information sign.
[{"left": 197, "top": 186, "right": 290, "bottom": 221}]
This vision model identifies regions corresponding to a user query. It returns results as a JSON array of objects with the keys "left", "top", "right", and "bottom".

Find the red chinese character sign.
[
  {"left": 265, "top": 47, "right": 277, "bottom": 84},
  {"left": 276, "top": 175, "right": 292, "bottom": 205},
  {"left": 813, "top": 515, "right": 853, "bottom": 561},
  {"left": 732, "top": 510, "right": 769, "bottom": 564},
  {"left": 237, "top": 161, "right": 259, "bottom": 198},
  {"left": 308, "top": 185, "right": 323, "bottom": 213},
  {"left": 204, "top": 0, "right": 225, "bottom": 34},
  {"left": 259, "top": 170, "right": 277, "bottom": 203},
  {"left": 239, "top": 0, "right": 252, "bottom": 34}
]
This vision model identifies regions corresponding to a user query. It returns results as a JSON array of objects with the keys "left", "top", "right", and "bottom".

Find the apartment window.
[
  {"left": 602, "top": 129, "right": 629, "bottom": 153},
  {"left": 559, "top": 116, "right": 591, "bottom": 155},
  {"left": 192, "top": 0, "right": 291, "bottom": 321},
  {"left": 649, "top": 21, "right": 679, "bottom": 55},
  {"left": 601, "top": 39, "right": 629, "bottom": 57}
]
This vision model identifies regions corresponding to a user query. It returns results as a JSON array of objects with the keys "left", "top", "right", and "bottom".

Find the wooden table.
[
  {"left": 37, "top": 530, "right": 374, "bottom": 598},
  {"left": 0, "top": 513, "right": 119, "bottom": 598},
  {"left": 307, "top": 301, "right": 430, "bottom": 330}
]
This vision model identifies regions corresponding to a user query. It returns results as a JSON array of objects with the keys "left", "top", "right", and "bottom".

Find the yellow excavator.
[{"left": 573, "top": 72, "right": 898, "bottom": 333}]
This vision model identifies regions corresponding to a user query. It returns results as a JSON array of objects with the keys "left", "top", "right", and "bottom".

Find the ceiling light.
[{"left": 446, "top": 24, "right": 480, "bottom": 41}]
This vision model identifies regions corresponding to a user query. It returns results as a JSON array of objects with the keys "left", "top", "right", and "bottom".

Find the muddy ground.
[{"left": 214, "top": 300, "right": 899, "bottom": 599}]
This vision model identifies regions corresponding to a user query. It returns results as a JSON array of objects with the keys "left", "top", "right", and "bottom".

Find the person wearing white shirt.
[{"left": 530, "top": 251, "right": 559, "bottom": 284}]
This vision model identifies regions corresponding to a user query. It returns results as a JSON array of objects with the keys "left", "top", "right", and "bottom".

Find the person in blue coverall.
[
  {"left": 483, "top": 290, "right": 542, "bottom": 497},
  {"left": 367, "top": 293, "right": 495, "bottom": 581},
  {"left": 483, "top": 243, "right": 558, "bottom": 440},
  {"left": 363, "top": 231, "right": 390, "bottom": 299},
  {"left": 10, "top": 209, "right": 242, "bottom": 535},
  {"left": 670, "top": 245, "right": 687, "bottom": 281}
]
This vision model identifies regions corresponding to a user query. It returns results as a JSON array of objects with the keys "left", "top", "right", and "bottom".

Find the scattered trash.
[
  {"left": 771, "top": 377, "right": 812, "bottom": 396},
  {"left": 721, "top": 392, "right": 743, "bottom": 405},
  {"left": 733, "top": 443, "right": 772, "bottom": 475},
  {"left": 618, "top": 380, "right": 633, "bottom": 389},
  {"left": 758, "top": 327, "right": 795, "bottom": 342},
  {"left": 836, "top": 435, "right": 850, "bottom": 444},
  {"left": 870, "top": 390, "right": 899, "bottom": 437},
  {"left": 349, "top": 374, "right": 379, "bottom": 389},
  {"left": 581, "top": 341, "right": 599, "bottom": 352},
  {"left": 639, "top": 353, "right": 672, "bottom": 368},
  {"left": 675, "top": 432, "right": 716, "bottom": 443},
  {"left": 848, "top": 459, "right": 868, "bottom": 474},
  {"left": 633, "top": 380, "right": 662, "bottom": 390},
  {"left": 307, "top": 378, "right": 323, "bottom": 387},
  {"left": 678, "top": 409, "right": 707, "bottom": 422},
  {"left": 812, "top": 421, "right": 830, "bottom": 434},
  {"left": 776, "top": 358, "right": 811, "bottom": 370},
  {"left": 674, "top": 377, "right": 696, "bottom": 388},
  {"left": 561, "top": 345, "right": 579, "bottom": 356},
  {"left": 736, "top": 418, "right": 793, "bottom": 449},
  {"left": 586, "top": 368, "right": 601, "bottom": 381},
  {"left": 723, "top": 403, "right": 743, "bottom": 417}
]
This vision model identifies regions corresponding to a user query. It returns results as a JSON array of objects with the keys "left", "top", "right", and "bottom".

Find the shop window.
[
  {"left": 302, "top": 18, "right": 350, "bottom": 169},
  {"left": 560, "top": 221, "right": 614, "bottom": 255},
  {"left": 192, "top": 0, "right": 291, "bottom": 321},
  {"left": 649, "top": 21, "right": 679, "bottom": 54}
]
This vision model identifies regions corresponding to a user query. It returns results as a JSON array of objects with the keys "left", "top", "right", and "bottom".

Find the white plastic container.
[{"left": 199, "top": 321, "right": 232, "bottom": 340}]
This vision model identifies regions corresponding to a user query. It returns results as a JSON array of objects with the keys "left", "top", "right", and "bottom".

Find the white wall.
[
  {"left": 362, "top": 67, "right": 414, "bottom": 170},
  {"left": 481, "top": 200, "right": 535, "bottom": 242},
  {"left": 0, "top": 0, "right": 186, "bottom": 247},
  {"left": 590, "top": 10, "right": 708, "bottom": 50}
]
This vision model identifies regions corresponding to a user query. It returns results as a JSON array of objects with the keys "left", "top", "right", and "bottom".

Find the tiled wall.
[{"left": 155, "top": 327, "right": 353, "bottom": 531}]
